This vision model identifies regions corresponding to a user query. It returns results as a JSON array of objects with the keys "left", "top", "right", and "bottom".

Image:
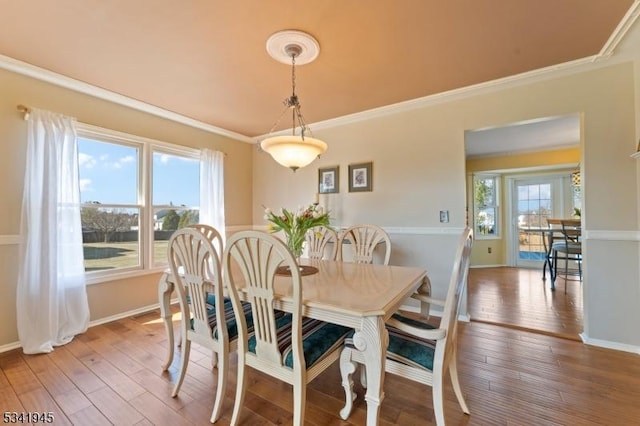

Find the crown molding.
[{"left": 0, "top": 54, "right": 253, "bottom": 144}]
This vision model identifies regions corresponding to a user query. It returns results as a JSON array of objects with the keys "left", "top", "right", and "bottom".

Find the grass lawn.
[{"left": 83, "top": 241, "right": 169, "bottom": 271}]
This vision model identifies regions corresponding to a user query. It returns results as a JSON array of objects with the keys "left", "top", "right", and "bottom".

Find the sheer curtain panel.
[
  {"left": 17, "top": 109, "right": 90, "bottom": 354},
  {"left": 199, "top": 149, "right": 226, "bottom": 241}
]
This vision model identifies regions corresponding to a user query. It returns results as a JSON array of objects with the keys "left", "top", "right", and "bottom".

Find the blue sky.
[{"left": 78, "top": 137, "right": 199, "bottom": 206}]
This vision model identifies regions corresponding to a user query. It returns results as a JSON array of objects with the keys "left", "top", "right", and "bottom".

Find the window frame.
[
  {"left": 473, "top": 173, "right": 500, "bottom": 240},
  {"left": 77, "top": 123, "right": 201, "bottom": 284}
]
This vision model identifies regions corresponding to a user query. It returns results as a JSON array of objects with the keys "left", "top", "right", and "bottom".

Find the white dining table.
[{"left": 158, "top": 258, "right": 428, "bottom": 426}]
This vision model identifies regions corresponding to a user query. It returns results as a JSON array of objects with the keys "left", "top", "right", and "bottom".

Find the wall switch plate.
[{"left": 439, "top": 210, "right": 449, "bottom": 223}]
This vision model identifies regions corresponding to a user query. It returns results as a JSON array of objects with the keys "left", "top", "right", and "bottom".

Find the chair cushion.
[
  {"left": 385, "top": 313, "right": 437, "bottom": 371},
  {"left": 248, "top": 314, "right": 351, "bottom": 369},
  {"left": 188, "top": 297, "right": 254, "bottom": 341},
  {"left": 344, "top": 313, "right": 437, "bottom": 371}
]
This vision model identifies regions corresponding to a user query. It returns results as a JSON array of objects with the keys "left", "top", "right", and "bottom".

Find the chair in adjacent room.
[
  {"left": 223, "top": 230, "right": 352, "bottom": 426},
  {"left": 338, "top": 224, "right": 391, "bottom": 265},
  {"left": 167, "top": 227, "right": 248, "bottom": 423},
  {"left": 305, "top": 225, "right": 338, "bottom": 260},
  {"left": 554, "top": 219, "right": 582, "bottom": 293},
  {"left": 339, "top": 227, "right": 473, "bottom": 426}
]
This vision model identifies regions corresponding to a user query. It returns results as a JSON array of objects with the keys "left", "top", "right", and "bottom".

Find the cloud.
[
  {"left": 158, "top": 154, "right": 171, "bottom": 164},
  {"left": 79, "top": 178, "right": 92, "bottom": 192},
  {"left": 78, "top": 153, "right": 96, "bottom": 168}
]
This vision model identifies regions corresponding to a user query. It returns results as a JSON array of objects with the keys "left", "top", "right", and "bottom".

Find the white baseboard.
[
  {"left": 580, "top": 332, "right": 640, "bottom": 355},
  {"left": 0, "top": 301, "right": 170, "bottom": 354}
]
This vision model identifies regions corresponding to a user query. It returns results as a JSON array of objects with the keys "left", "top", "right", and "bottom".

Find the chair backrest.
[
  {"left": 545, "top": 218, "right": 566, "bottom": 245},
  {"left": 187, "top": 223, "right": 224, "bottom": 254},
  {"left": 339, "top": 224, "right": 391, "bottom": 265},
  {"left": 186, "top": 224, "right": 224, "bottom": 279},
  {"left": 224, "top": 230, "right": 303, "bottom": 369},
  {"left": 168, "top": 228, "right": 227, "bottom": 342},
  {"left": 560, "top": 219, "right": 582, "bottom": 245},
  {"left": 305, "top": 226, "right": 338, "bottom": 260},
  {"left": 435, "top": 227, "right": 473, "bottom": 367}
]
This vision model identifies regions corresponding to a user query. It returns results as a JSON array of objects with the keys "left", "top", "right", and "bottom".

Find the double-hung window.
[
  {"left": 473, "top": 174, "right": 499, "bottom": 238},
  {"left": 77, "top": 124, "right": 201, "bottom": 280}
]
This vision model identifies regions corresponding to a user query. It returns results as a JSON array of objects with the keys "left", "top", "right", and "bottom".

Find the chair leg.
[
  {"left": 339, "top": 348, "right": 357, "bottom": 420},
  {"left": 432, "top": 372, "right": 446, "bottom": 426},
  {"left": 210, "top": 349, "right": 227, "bottom": 423},
  {"left": 172, "top": 337, "right": 190, "bottom": 397},
  {"left": 292, "top": 374, "right": 306, "bottom": 426},
  {"left": 448, "top": 349, "right": 470, "bottom": 415},
  {"left": 230, "top": 353, "right": 247, "bottom": 426}
]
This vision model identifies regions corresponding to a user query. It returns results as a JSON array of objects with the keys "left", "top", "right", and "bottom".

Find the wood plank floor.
[
  {"left": 2, "top": 268, "right": 638, "bottom": 425},
  {"left": 468, "top": 266, "right": 583, "bottom": 340}
]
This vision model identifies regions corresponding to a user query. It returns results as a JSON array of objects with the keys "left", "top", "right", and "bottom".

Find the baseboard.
[
  {"left": 470, "top": 264, "right": 507, "bottom": 269},
  {"left": 0, "top": 301, "right": 172, "bottom": 354},
  {"left": 580, "top": 332, "right": 640, "bottom": 354}
]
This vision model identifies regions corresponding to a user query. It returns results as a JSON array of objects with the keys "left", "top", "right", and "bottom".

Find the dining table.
[
  {"left": 158, "top": 258, "right": 428, "bottom": 426},
  {"left": 519, "top": 218, "right": 581, "bottom": 290}
]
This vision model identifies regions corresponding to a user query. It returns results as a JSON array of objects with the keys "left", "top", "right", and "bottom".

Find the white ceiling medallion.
[{"left": 266, "top": 30, "right": 320, "bottom": 65}]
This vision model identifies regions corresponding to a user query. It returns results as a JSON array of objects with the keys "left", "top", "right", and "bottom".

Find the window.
[
  {"left": 152, "top": 149, "right": 200, "bottom": 266},
  {"left": 77, "top": 125, "right": 201, "bottom": 279},
  {"left": 473, "top": 174, "right": 499, "bottom": 238}
]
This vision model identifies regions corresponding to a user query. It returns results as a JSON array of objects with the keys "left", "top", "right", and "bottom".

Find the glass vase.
[{"left": 286, "top": 229, "right": 305, "bottom": 264}]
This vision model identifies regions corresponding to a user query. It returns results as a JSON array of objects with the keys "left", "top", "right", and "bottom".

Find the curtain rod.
[
  {"left": 15, "top": 104, "right": 227, "bottom": 156},
  {"left": 16, "top": 104, "right": 31, "bottom": 120}
]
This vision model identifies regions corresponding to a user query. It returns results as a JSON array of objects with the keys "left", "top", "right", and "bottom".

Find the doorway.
[{"left": 465, "top": 114, "right": 583, "bottom": 338}]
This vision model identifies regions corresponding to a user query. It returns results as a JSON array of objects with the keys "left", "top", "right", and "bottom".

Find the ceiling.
[{"left": 1, "top": 1, "right": 639, "bottom": 154}]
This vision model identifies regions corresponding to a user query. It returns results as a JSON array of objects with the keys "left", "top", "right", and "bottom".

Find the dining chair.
[
  {"left": 305, "top": 225, "right": 338, "bottom": 260},
  {"left": 167, "top": 227, "right": 249, "bottom": 423},
  {"left": 162, "top": 224, "right": 225, "bottom": 369},
  {"left": 339, "top": 227, "right": 473, "bottom": 426},
  {"left": 338, "top": 224, "right": 391, "bottom": 265},
  {"left": 555, "top": 219, "right": 582, "bottom": 293},
  {"left": 223, "top": 230, "right": 352, "bottom": 426}
]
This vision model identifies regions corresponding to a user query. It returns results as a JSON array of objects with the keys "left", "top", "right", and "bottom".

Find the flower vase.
[{"left": 286, "top": 230, "right": 305, "bottom": 267}]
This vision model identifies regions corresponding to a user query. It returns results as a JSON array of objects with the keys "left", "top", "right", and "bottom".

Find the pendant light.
[{"left": 261, "top": 30, "right": 327, "bottom": 172}]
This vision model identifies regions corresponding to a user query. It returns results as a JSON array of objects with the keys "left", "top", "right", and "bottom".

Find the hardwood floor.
[
  {"left": 468, "top": 266, "right": 583, "bottom": 340},
  {"left": 2, "top": 268, "right": 638, "bottom": 425}
]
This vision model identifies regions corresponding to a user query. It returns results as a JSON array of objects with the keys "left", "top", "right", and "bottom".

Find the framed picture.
[
  {"left": 348, "top": 162, "right": 373, "bottom": 192},
  {"left": 318, "top": 166, "right": 339, "bottom": 194}
]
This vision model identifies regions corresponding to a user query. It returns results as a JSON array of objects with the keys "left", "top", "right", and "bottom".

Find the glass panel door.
[{"left": 514, "top": 179, "right": 555, "bottom": 268}]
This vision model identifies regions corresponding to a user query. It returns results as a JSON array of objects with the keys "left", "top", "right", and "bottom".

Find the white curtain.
[
  {"left": 17, "top": 109, "right": 90, "bottom": 354},
  {"left": 199, "top": 149, "right": 226, "bottom": 241}
]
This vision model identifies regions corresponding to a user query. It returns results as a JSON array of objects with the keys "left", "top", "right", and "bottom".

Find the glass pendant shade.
[{"left": 261, "top": 135, "right": 327, "bottom": 171}]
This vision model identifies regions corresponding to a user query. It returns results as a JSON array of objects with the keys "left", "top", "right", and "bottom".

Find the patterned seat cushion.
[
  {"left": 248, "top": 314, "right": 351, "bottom": 369},
  {"left": 385, "top": 313, "right": 437, "bottom": 372},
  {"left": 188, "top": 297, "right": 254, "bottom": 341}
]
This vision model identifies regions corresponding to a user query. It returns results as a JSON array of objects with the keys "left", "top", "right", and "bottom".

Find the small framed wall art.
[
  {"left": 348, "top": 162, "right": 372, "bottom": 192},
  {"left": 318, "top": 166, "right": 339, "bottom": 194}
]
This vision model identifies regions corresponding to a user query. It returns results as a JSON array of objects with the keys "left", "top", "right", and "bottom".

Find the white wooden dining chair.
[
  {"left": 168, "top": 227, "right": 249, "bottom": 423},
  {"left": 161, "top": 224, "right": 225, "bottom": 370},
  {"left": 338, "top": 224, "right": 391, "bottom": 265},
  {"left": 339, "top": 227, "right": 473, "bottom": 426},
  {"left": 305, "top": 225, "right": 338, "bottom": 260},
  {"left": 223, "top": 230, "right": 352, "bottom": 426}
]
